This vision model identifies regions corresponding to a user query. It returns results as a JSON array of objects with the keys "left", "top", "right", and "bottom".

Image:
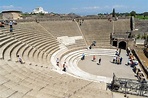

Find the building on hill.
[
  {"left": 32, "top": 7, "right": 48, "bottom": 14},
  {"left": 2, "top": 10, "right": 22, "bottom": 20}
]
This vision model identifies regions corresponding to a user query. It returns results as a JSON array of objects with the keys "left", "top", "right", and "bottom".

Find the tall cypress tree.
[
  {"left": 130, "top": 16, "right": 133, "bottom": 31},
  {"left": 112, "top": 8, "right": 115, "bottom": 17}
]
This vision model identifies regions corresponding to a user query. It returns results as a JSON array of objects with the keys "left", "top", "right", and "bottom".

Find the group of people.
[
  {"left": 127, "top": 53, "right": 138, "bottom": 67},
  {"left": 112, "top": 49, "right": 123, "bottom": 64},
  {"left": 72, "top": 18, "right": 84, "bottom": 26},
  {"left": 126, "top": 47, "right": 138, "bottom": 67},
  {"left": 56, "top": 58, "right": 67, "bottom": 72},
  {"left": 92, "top": 55, "right": 101, "bottom": 65},
  {"left": 81, "top": 53, "right": 101, "bottom": 65},
  {"left": 112, "top": 55, "right": 122, "bottom": 64}
]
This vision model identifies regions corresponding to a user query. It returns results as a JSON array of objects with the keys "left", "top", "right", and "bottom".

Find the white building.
[{"left": 32, "top": 7, "right": 48, "bottom": 14}]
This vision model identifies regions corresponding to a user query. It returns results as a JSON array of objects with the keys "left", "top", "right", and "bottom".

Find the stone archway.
[
  {"left": 113, "top": 40, "right": 117, "bottom": 47},
  {"left": 119, "top": 41, "right": 126, "bottom": 49}
]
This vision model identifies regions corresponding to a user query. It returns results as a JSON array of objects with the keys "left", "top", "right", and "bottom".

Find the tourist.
[
  {"left": 97, "top": 57, "right": 101, "bottom": 65},
  {"left": 9, "top": 21, "right": 13, "bottom": 28},
  {"left": 126, "top": 47, "right": 130, "bottom": 56},
  {"left": 99, "top": 58, "right": 101, "bottom": 64},
  {"left": 79, "top": 22, "right": 81, "bottom": 26},
  {"left": 81, "top": 53, "right": 85, "bottom": 60},
  {"left": 62, "top": 62, "right": 66, "bottom": 72},
  {"left": 120, "top": 57, "right": 123, "bottom": 64},
  {"left": 113, "top": 56, "right": 116, "bottom": 63},
  {"left": 117, "top": 56, "right": 120, "bottom": 64},
  {"left": 17, "top": 55, "right": 24, "bottom": 64},
  {"left": 56, "top": 58, "right": 59, "bottom": 66},
  {"left": 89, "top": 45, "right": 92, "bottom": 49},
  {"left": 92, "top": 41, "right": 96, "bottom": 46},
  {"left": 92, "top": 55, "right": 96, "bottom": 61},
  {"left": 9, "top": 21, "right": 13, "bottom": 32},
  {"left": 115, "top": 49, "right": 119, "bottom": 55}
]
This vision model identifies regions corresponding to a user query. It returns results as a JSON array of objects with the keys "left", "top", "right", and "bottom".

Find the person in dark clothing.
[
  {"left": 99, "top": 58, "right": 101, "bottom": 64},
  {"left": 120, "top": 57, "right": 123, "bottom": 64},
  {"left": 62, "top": 62, "right": 66, "bottom": 72},
  {"left": 97, "top": 58, "right": 101, "bottom": 65},
  {"left": 10, "top": 27, "right": 13, "bottom": 32},
  {"left": 81, "top": 53, "right": 85, "bottom": 60},
  {"left": 89, "top": 45, "right": 92, "bottom": 49}
]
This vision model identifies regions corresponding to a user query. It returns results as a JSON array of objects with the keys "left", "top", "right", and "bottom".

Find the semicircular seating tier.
[{"left": 0, "top": 19, "right": 131, "bottom": 98}]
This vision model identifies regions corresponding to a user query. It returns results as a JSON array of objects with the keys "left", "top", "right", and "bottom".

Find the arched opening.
[
  {"left": 113, "top": 40, "right": 117, "bottom": 47},
  {"left": 119, "top": 41, "right": 126, "bottom": 49}
]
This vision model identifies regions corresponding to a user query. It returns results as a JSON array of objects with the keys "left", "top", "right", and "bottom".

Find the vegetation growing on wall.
[{"left": 136, "top": 33, "right": 148, "bottom": 39}]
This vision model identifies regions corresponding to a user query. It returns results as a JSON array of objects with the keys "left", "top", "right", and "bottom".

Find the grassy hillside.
[{"left": 135, "top": 15, "right": 148, "bottom": 20}]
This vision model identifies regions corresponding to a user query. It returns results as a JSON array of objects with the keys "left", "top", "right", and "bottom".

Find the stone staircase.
[
  {"left": 79, "top": 19, "right": 113, "bottom": 48},
  {"left": 39, "top": 20, "right": 87, "bottom": 49}
]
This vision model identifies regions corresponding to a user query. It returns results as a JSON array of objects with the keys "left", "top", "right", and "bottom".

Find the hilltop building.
[{"left": 32, "top": 7, "right": 48, "bottom": 14}]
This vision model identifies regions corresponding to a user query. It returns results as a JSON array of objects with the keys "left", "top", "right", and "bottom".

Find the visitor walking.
[
  {"left": 9, "top": 21, "right": 13, "bottom": 32},
  {"left": 97, "top": 58, "right": 101, "bottom": 65},
  {"left": 9, "top": 21, "right": 13, "bottom": 28},
  {"left": 62, "top": 62, "right": 66, "bottom": 72},
  {"left": 81, "top": 53, "right": 85, "bottom": 60},
  {"left": 56, "top": 58, "right": 59, "bottom": 66},
  {"left": 92, "top": 55, "right": 96, "bottom": 61},
  {"left": 99, "top": 58, "right": 101, "bottom": 64},
  {"left": 89, "top": 45, "right": 92, "bottom": 49},
  {"left": 120, "top": 57, "right": 123, "bottom": 64}
]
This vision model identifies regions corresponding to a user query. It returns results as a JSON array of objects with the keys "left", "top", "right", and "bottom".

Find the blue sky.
[{"left": 0, "top": 0, "right": 147, "bottom": 15}]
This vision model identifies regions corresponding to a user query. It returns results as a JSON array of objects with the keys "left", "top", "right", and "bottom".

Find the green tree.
[
  {"left": 130, "top": 11, "right": 136, "bottom": 17},
  {"left": 142, "top": 33, "right": 147, "bottom": 39},
  {"left": 143, "top": 12, "right": 148, "bottom": 16},
  {"left": 21, "top": 12, "right": 31, "bottom": 18},
  {"left": 147, "top": 35, "right": 148, "bottom": 41},
  {"left": 136, "top": 34, "right": 141, "bottom": 39}
]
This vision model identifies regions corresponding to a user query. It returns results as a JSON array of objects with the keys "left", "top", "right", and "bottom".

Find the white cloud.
[
  {"left": 0, "top": 5, "right": 22, "bottom": 11},
  {"left": 104, "top": 6, "right": 110, "bottom": 9},
  {"left": 112, "top": 5, "right": 127, "bottom": 9},
  {"left": 82, "top": 6, "right": 100, "bottom": 10},
  {"left": 72, "top": 8, "right": 78, "bottom": 10},
  {"left": 72, "top": 5, "right": 127, "bottom": 11},
  {"left": 71, "top": 4, "right": 129, "bottom": 15},
  {"left": 71, "top": 6, "right": 100, "bottom": 11},
  {"left": 0, "top": 5, "right": 14, "bottom": 9}
]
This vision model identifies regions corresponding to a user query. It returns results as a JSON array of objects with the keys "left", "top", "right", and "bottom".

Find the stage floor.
[{"left": 78, "top": 49, "right": 137, "bottom": 79}]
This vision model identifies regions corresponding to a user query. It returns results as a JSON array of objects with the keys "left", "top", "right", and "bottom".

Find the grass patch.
[{"left": 135, "top": 15, "right": 148, "bottom": 20}]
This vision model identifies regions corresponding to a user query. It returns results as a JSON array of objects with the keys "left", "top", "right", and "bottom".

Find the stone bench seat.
[{"left": 0, "top": 38, "right": 18, "bottom": 59}]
